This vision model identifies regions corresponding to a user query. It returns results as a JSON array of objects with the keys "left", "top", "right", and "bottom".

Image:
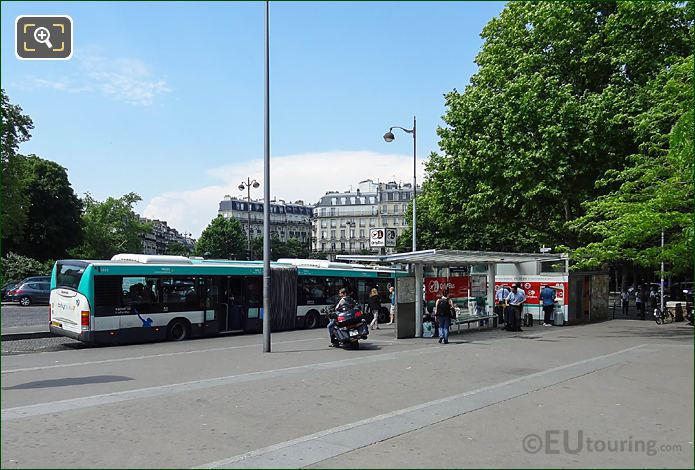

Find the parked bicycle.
[{"left": 653, "top": 306, "right": 674, "bottom": 324}]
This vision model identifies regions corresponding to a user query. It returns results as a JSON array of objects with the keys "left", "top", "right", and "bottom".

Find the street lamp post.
[
  {"left": 384, "top": 116, "right": 420, "bottom": 337},
  {"left": 239, "top": 178, "right": 260, "bottom": 260},
  {"left": 383, "top": 116, "right": 417, "bottom": 252},
  {"left": 262, "top": 0, "right": 271, "bottom": 353}
]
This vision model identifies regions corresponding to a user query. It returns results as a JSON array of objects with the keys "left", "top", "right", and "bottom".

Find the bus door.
[
  {"left": 226, "top": 277, "right": 245, "bottom": 332},
  {"left": 243, "top": 276, "right": 263, "bottom": 332},
  {"left": 215, "top": 276, "right": 244, "bottom": 334}
]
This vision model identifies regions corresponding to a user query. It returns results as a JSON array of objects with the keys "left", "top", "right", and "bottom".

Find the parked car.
[
  {"left": 10, "top": 281, "right": 51, "bottom": 306},
  {"left": 1, "top": 281, "right": 20, "bottom": 301},
  {"left": 21, "top": 276, "right": 51, "bottom": 284}
]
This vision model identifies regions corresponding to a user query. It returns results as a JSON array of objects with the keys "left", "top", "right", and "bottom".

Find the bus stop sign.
[
  {"left": 370, "top": 228, "right": 385, "bottom": 247},
  {"left": 371, "top": 228, "right": 397, "bottom": 247}
]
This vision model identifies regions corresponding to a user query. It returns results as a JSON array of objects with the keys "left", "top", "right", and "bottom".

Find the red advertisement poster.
[
  {"left": 495, "top": 281, "right": 568, "bottom": 305},
  {"left": 424, "top": 277, "right": 470, "bottom": 301}
]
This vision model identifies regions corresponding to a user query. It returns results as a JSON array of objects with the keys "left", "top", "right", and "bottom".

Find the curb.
[{"left": 1, "top": 331, "right": 54, "bottom": 341}]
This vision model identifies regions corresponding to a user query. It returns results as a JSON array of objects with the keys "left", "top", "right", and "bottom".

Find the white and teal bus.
[{"left": 49, "top": 254, "right": 403, "bottom": 344}]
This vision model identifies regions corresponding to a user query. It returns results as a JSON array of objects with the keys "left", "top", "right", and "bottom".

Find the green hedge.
[{"left": 1, "top": 252, "right": 53, "bottom": 285}]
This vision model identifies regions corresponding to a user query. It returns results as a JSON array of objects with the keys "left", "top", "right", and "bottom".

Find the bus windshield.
[{"left": 56, "top": 261, "right": 87, "bottom": 289}]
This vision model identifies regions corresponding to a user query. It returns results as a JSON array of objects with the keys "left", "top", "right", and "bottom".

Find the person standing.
[
  {"left": 388, "top": 285, "right": 397, "bottom": 325},
  {"left": 368, "top": 288, "right": 381, "bottom": 330},
  {"left": 540, "top": 284, "right": 556, "bottom": 326},
  {"left": 635, "top": 290, "right": 644, "bottom": 320},
  {"left": 435, "top": 289, "right": 455, "bottom": 344},
  {"left": 621, "top": 291, "right": 629, "bottom": 316},
  {"left": 495, "top": 285, "right": 510, "bottom": 328},
  {"left": 505, "top": 284, "right": 526, "bottom": 332},
  {"left": 649, "top": 287, "right": 657, "bottom": 314}
]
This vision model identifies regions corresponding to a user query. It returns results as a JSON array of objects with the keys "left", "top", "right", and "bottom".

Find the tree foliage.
[
  {"left": 71, "top": 193, "right": 152, "bottom": 260},
  {"left": 1, "top": 89, "right": 34, "bottom": 247},
  {"left": 195, "top": 216, "right": 246, "bottom": 259},
  {"left": 1, "top": 252, "right": 53, "bottom": 284},
  {"left": 568, "top": 57, "right": 693, "bottom": 275},
  {"left": 5, "top": 155, "right": 83, "bottom": 260},
  {"left": 417, "top": 1, "right": 692, "bottom": 256},
  {"left": 250, "top": 236, "right": 311, "bottom": 261},
  {"left": 164, "top": 241, "right": 194, "bottom": 256}
]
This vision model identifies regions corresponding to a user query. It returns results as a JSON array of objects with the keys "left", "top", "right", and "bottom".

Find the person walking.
[
  {"left": 540, "top": 284, "right": 556, "bottom": 326},
  {"left": 435, "top": 289, "right": 455, "bottom": 344},
  {"left": 505, "top": 284, "right": 526, "bottom": 332},
  {"left": 388, "top": 285, "right": 397, "bottom": 325},
  {"left": 368, "top": 288, "right": 381, "bottom": 330},
  {"left": 621, "top": 291, "right": 629, "bottom": 316}
]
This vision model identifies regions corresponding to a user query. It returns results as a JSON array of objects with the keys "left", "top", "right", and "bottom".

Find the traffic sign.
[
  {"left": 370, "top": 228, "right": 385, "bottom": 247},
  {"left": 385, "top": 228, "right": 397, "bottom": 247}
]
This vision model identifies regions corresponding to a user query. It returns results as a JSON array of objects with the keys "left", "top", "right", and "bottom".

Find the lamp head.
[
  {"left": 238, "top": 184, "right": 245, "bottom": 191},
  {"left": 383, "top": 131, "right": 395, "bottom": 143},
  {"left": 252, "top": 181, "right": 260, "bottom": 189}
]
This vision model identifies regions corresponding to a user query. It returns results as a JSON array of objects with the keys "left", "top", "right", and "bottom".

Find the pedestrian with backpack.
[{"left": 435, "top": 289, "right": 455, "bottom": 344}]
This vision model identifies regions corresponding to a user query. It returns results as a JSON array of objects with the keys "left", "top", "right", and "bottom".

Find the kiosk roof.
[{"left": 336, "top": 249, "right": 567, "bottom": 266}]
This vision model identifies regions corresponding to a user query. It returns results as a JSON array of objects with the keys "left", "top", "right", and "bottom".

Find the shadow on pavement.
[
  {"left": 594, "top": 324, "right": 693, "bottom": 341},
  {"left": 279, "top": 343, "right": 384, "bottom": 353},
  {"left": 3, "top": 375, "right": 134, "bottom": 390}
]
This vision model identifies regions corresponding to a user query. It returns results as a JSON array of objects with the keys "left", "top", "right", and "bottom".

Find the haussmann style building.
[{"left": 311, "top": 179, "right": 418, "bottom": 256}]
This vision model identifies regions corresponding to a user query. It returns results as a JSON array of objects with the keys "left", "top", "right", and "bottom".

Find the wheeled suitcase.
[{"left": 523, "top": 313, "right": 533, "bottom": 327}]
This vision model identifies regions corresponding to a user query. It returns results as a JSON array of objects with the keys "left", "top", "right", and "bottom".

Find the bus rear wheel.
[
  {"left": 167, "top": 320, "right": 190, "bottom": 341},
  {"left": 304, "top": 311, "right": 320, "bottom": 329}
]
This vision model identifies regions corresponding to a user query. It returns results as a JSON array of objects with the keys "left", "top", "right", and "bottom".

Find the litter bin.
[{"left": 553, "top": 304, "right": 564, "bottom": 326}]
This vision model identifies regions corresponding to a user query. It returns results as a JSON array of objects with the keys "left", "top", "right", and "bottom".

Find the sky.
[{"left": 2, "top": 1, "right": 506, "bottom": 238}]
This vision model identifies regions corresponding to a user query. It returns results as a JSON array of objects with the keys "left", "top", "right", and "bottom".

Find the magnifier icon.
[{"left": 33, "top": 27, "right": 53, "bottom": 49}]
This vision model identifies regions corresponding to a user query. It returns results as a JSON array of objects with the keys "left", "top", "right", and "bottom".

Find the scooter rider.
[{"left": 328, "top": 288, "right": 354, "bottom": 347}]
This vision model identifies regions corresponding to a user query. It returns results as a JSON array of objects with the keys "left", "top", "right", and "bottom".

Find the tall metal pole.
[
  {"left": 412, "top": 115, "right": 417, "bottom": 253},
  {"left": 660, "top": 230, "right": 665, "bottom": 313},
  {"left": 247, "top": 179, "right": 252, "bottom": 260},
  {"left": 262, "top": 0, "right": 271, "bottom": 353}
]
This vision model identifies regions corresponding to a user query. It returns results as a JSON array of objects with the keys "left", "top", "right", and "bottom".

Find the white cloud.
[
  {"left": 142, "top": 150, "right": 427, "bottom": 238},
  {"left": 20, "top": 49, "right": 171, "bottom": 106}
]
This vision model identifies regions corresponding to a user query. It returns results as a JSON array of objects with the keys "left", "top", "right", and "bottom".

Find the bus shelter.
[{"left": 337, "top": 249, "right": 569, "bottom": 338}]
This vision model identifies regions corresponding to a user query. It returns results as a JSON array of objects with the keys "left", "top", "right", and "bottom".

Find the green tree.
[
  {"left": 285, "top": 238, "right": 310, "bottom": 259},
  {"left": 1, "top": 89, "right": 33, "bottom": 248},
  {"left": 164, "top": 241, "right": 194, "bottom": 256},
  {"left": 417, "top": 1, "right": 692, "bottom": 253},
  {"left": 568, "top": 56, "right": 693, "bottom": 276},
  {"left": 1, "top": 252, "right": 53, "bottom": 284},
  {"left": 8, "top": 155, "right": 83, "bottom": 260},
  {"left": 71, "top": 192, "right": 152, "bottom": 259},
  {"left": 250, "top": 236, "right": 302, "bottom": 261},
  {"left": 195, "top": 216, "right": 246, "bottom": 259}
]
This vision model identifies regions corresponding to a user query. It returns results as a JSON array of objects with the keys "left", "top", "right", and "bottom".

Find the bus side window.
[
  {"left": 298, "top": 277, "right": 326, "bottom": 305},
  {"left": 325, "top": 278, "right": 345, "bottom": 306},
  {"left": 94, "top": 276, "right": 123, "bottom": 316},
  {"left": 121, "top": 277, "right": 159, "bottom": 313},
  {"left": 357, "top": 280, "right": 370, "bottom": 305},
  {"left": 160, "top": 277, "right": 199, "bottom": 311}
]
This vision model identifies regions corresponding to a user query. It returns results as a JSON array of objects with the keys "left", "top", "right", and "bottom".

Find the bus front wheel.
[{"left": 167, "top": 319, "right": 190, "bottom": 341}]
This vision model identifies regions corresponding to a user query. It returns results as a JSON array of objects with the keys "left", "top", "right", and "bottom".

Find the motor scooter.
[{"left": 324, "top": 303, "right": 369, "bottom": 349}]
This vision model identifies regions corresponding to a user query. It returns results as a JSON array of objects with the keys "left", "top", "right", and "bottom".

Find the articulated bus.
[{"left": 49, "top": 254, "right": 405, "bottom": 344}]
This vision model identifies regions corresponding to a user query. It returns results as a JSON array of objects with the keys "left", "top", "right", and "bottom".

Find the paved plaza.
[{"left": 1, "top": 320, "right": 693, "bottom": 468}]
